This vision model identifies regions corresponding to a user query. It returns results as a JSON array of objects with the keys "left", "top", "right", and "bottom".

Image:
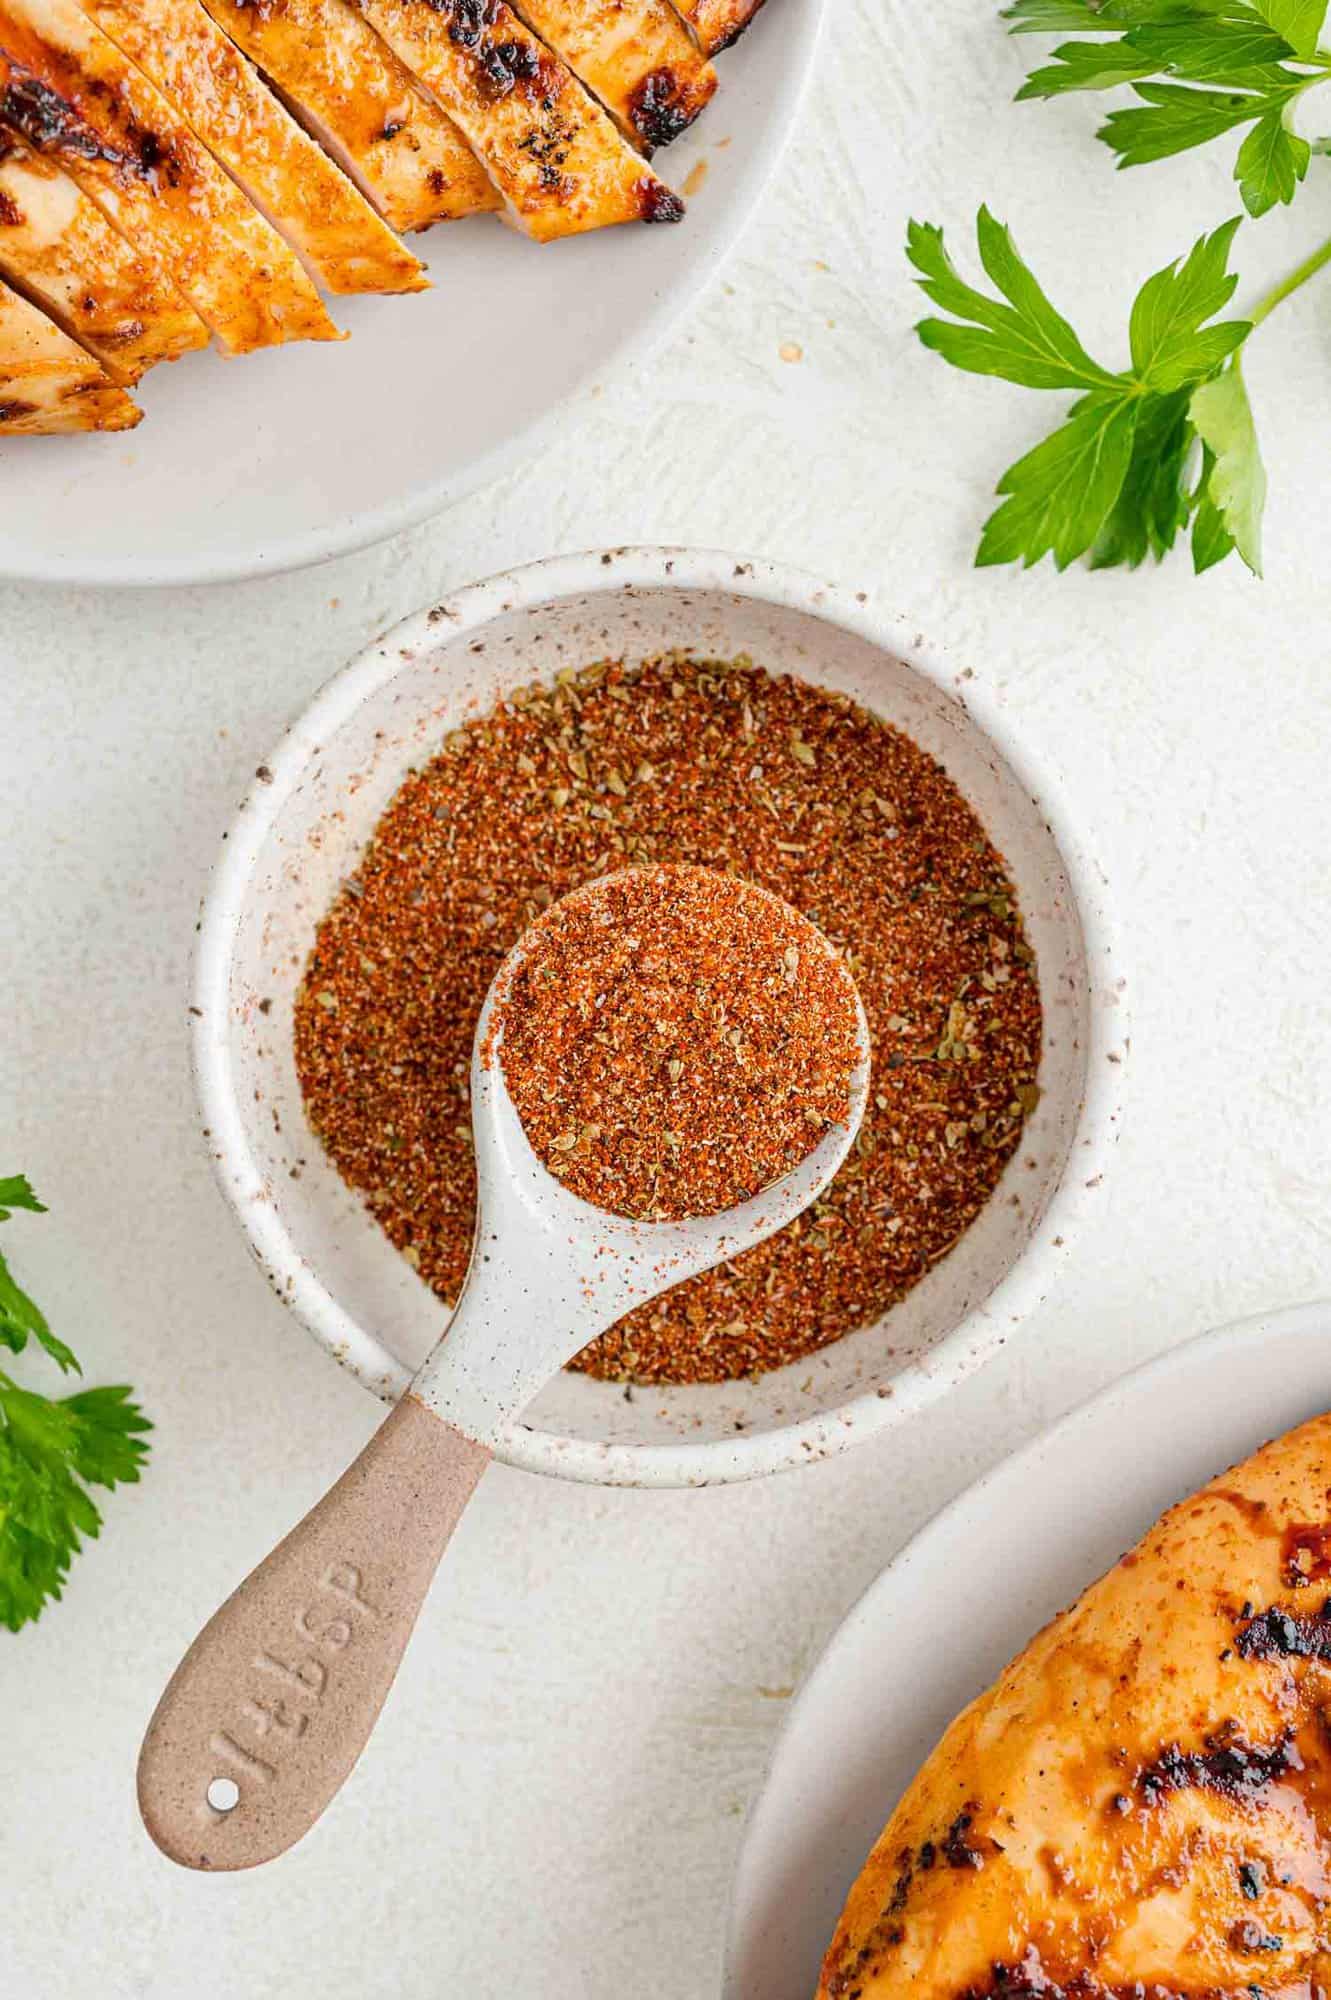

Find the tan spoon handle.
[{"left": 137, "top": 1393, "right": 491, "bottom": 1871}]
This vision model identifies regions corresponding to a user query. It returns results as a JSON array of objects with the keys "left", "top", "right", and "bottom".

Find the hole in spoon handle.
[{"left": 137, "top": 1394, "right": 490, "bottom": 1871}]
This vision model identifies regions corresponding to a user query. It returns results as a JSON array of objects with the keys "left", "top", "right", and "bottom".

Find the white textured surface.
[{"left": 2, "top": 4, "right": 1330, "bottom": 1995}]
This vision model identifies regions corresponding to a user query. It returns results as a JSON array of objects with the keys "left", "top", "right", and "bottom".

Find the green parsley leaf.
[
  {"left": 1100, "top": 80, "right": 1285, "bottom": 167},
  {"left": 1126, "top": 19, "right": 1299, "bottom": 80},
  {"left": 978, "top": 392, "right": 1141, "bottom": 568},
  {"left": 1089, "top": 387, "right": 1195, "bottom": 565},
  {"left": 1019, "top": 39, "right": 1161, "bottom": 92},
  {"left": 909, "top": 210, "right": 1124, "bottom": 391},
  {"left": 1190, "top": 362, "right": 1267, "bottom": 570},
  {"left": 0, "top": 1177, "right": 79, "bottom": 1374},
  {"left": 63, "top": 1386, "right": 153, "bottom": 1490},
  {"left": 0, "top": 1231, "right": 79, "bottom": 1375},
  {"left": 1021, "top": 19, "right": 1296, "bottom": 96},
  {"left": 0, "top": 1180, "right": 151, "bottom": 1630},
  {"left": 1235, "top": 102, "right": 1312, "bottom": 208},
  {"left": 0, "top": 1176, "right": 45, "bottom": 1221},
  {"left": 1005, "top": 0, "right": 1233, "bottom": 29},
  {"left": 1191, "top": 451, "right": 1240, "bottom": 569},
  {"left": 1004, "top": 0, "right": 1115, "bottom": 30},
  {"left": 1253, "top": 0, "right": 1329, "bottom": 60},
  {"left": 1128, "top": 216, "right": 1250, "bottom": 387}
]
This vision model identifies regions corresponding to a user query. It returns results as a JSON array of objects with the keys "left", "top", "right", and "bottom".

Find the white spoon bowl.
[{"left": 426, "top": 886, "right": 872, "bottom": 1443}]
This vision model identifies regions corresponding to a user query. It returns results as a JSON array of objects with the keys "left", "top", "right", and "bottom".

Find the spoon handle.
[{"left": 137, "top": 1393, "right": 490, "bottom": 1870}]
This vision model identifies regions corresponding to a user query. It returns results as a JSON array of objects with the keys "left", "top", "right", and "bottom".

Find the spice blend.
[
  {"left": 293, "top": 652, "right": 1043, "bottom": 1386},
  {"left": 490, "top": 864, "right": 862, "bottom": 1221}
]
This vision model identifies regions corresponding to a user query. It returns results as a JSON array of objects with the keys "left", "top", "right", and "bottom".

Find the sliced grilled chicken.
[
  {"left": 820, "top": 1411, "right": 1331, "bottom": 2000},
  {"left": 510, "top": 0, "right": 716, "bottom": 152},
  {"left": 670, "top": 0, "right": 763, "bottom": 55},
  {"left": 0, "top": 273, "right": 137, "bottom": 427},
  {"left": 0, "top": 135, "right": 206, "bottom": 380},
  {"left": 196, "top": 0, "right": 498, "bottom": 234},
  {"left": 79, "top": 0, "right": 426, "bottom": 296},
  {"left": 0, "top": 0, "right": 339, "bottom": 350},
  {"left": 348, "top": 0, "right": 684, "bottom": 239}
]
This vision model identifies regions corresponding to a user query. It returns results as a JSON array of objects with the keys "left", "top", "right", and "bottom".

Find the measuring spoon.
[{"left": 138, "top": 911, "right": 869, "bottom": 1871}]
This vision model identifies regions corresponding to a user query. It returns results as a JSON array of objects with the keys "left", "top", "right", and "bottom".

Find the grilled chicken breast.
[
  {"left": 196, "top": 0, "right": 498, "bottom": 233},
  {"left": 0, "top": 135, "right": 205, "bottom": 379},
  {"left": 670, "top": 0, "right": 764, "bottom": 55},
  {"left": 0, "top": 0, "right": 338, "bottom": 350},
  {"left": 0, "top": 272, "right": 137, "bottom": 427},
  {"left": 820, "top": 1411, "right": 1331, "bottom": 2000},
  {"left": 349, "top": 0, "right": 683, "bottom": 238},
  {"left": 79, "top": 0, "right": 425, "bottom": 295},
  {"left": 510, "top": 0, "right": 715, "bottom": 152},
  {"left": 0, "top": 0, "right": 752, "bottom": 435}
]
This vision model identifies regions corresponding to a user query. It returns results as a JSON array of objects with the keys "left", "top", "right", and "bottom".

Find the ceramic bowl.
[{"left": 193, "top": 547, "right": 1127, "bottom": 1486}]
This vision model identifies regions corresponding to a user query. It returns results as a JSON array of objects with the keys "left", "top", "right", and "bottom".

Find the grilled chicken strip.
[
  {"left": 0, "top": 273, "right": 137, "bottom": 427},
  {"left": 79, "top": 0, "right": 425, "bottom": 296},
  {"left": 0, "top": 0, "right": 338, "bottom": 351},
  {"left": 509, "top": 0, "right": 715, "bottom": 152},
  {"left": 0, "top": 135, "right": 205, "bottom": 379},
  {"left": 670, "top": 0, "right": 764, "bottom": 55},
  {"left": 196, "top": 0, "right": 498, "bottom": 233},
  {"left": 820, "top": 1411, "right": 1331, "bottom": 2000},
  {"left": 348, "top": 0, "right": 684, "bottom": 238}
]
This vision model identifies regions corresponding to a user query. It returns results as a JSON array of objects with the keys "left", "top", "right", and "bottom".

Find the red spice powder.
[
  {"left": 293, "top": 652, "right": 1043, "bottom": 1386},
  {"left": 490, "top": 863, "right": 862, "bottom": 1221}
]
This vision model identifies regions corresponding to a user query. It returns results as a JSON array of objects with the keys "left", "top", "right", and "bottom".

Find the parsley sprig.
[
  {"left": 1005, "top": 0, "right": 1331, "bottom": 216},
  {"left": 909, "top": 210, "right": 1270, "bottom": 571},
  {"left": 909, "top": 0, "right": 1331, "bottom": 579},
  {"left": 0, "top": 1175, "right": 151, "bottom": 1631}
]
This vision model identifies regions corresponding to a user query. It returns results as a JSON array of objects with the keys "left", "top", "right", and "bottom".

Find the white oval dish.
[
  {"left": 723, "top": 1300, "right": 1331, "bottom": 2000},
  {"left": 192, "top": 546, "right": 1127, "bottom": 1486},
  {"left": 0, "top": 1, "right": 821, "bottom": 587}
]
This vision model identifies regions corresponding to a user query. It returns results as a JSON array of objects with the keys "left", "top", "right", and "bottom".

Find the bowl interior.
[{"left": 211, "top": 578, "right": 1094, "bottom": 1475}]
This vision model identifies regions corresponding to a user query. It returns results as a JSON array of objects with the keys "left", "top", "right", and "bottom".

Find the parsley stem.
[{"left": 1250, "top": 231, "right": 1331, "bottom": 327}]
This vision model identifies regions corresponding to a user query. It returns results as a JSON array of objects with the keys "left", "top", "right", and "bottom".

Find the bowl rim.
[{"left": 192, "top": 545, "right": 1128, "bottom": 1487}]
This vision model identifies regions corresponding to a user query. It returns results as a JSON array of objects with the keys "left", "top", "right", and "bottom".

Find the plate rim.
[
  {"left": 0, "top": 1, "right": 828, "bottom": 590},
  {"left": 722, "top": 1295, "right": 1331, "bottom": 1995}
]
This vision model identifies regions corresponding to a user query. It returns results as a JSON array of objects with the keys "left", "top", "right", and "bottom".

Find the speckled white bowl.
[{"left": 193, "top": 548, "right": 1127, "bottom": 1486}]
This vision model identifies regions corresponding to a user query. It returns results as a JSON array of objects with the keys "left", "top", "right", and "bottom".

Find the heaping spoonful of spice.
[{"left": 137, "top": 863, "right": 870, "bottom": 1870}]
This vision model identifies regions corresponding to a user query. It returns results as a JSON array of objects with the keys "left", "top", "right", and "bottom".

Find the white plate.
[
  {"left": 0, "top": 3, "right": 822, "bottom": 587},
  {"left": 723, "top": 1299, "right": 1331, "bottom": 2000}
]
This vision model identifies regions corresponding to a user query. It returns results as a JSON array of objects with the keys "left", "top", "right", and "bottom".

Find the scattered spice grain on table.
[
  {"left": 490, "top": 863, "right": 862, "bottom": 1220},
  {"left": 294, "top": 653, "right": 1043, "bottom": 1387}
]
